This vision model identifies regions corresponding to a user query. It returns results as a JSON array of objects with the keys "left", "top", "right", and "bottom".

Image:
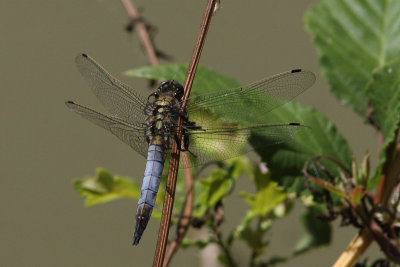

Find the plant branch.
[
  {"left": 211, "top": 224, "right": 237, "bottom": 267},
  {"left": 121, "top": 0, "right": 159, "bottom": 67},
  {"left": 334, "top": 125, "right": 400, "bottom": 266},
  {"left": 152, "top": 1, "right": 218, "bottom": 266},
  {"left": 332, "top": 228, "right": 373, "bottom": 267}
]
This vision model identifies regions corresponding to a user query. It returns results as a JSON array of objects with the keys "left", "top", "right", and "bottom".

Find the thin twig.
[
  {"left": 121, "top": 0, "right": 159, "bottom": 66},
  {"left": 163, "top": 154, "right": 194, "bottom": 267},
  {"left": 153, "top": 1, "right": 218, "bottom": 266},
  {"left": 211, "top": 224, "right": 237, "bottom": 267}
]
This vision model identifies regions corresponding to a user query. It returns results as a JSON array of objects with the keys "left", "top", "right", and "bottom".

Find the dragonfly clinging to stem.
[{"left": 66, "top": 53, "right": 315, "bottom": 245}]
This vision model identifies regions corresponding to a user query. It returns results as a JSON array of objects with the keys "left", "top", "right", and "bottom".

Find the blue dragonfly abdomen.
[{"left": 133, "top": 144, "right": 165, "bottom": 245}]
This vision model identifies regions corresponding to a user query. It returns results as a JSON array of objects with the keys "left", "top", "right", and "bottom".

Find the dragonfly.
[{"left": 66, "top": 53, "right": 315, "bottom": 245}]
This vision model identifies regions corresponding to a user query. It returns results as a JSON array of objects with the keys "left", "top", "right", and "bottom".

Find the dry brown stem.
[
  {"left": 121, "top": 0, "right": 159, "bottom": 67},
  {"left": 152, "top": 1, "right": 218, "bottom": 266}
]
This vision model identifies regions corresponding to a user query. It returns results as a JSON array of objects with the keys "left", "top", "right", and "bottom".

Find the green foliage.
[
  {"left": 193, "top": 157, "right": 247, "bottom": 218},
  {"left": 305, "top": 0, "right": 400, "bottom": 150},
  {"left": 235, "top": 168, "right": 287, "bottom": 259},
  {"left": 240, "top": 167, "right": 287, "bottom": 219},
  {"left": 305, "top": 0, "right": 400, "bottom": 200},
  {"left": 349, "top": 186, "right": 365, "bottom": 206},
  {"left": 367, "top": 63, "right": 400, "bottom": 150},
  {"left": 305, "top": 1, "right": 400, "bottom": 263},
  {"left": 254, "top": 101, "right": 352, "bottom": 192},
  {"left": 73, "top": 168, "right": 141, "bottom": 206}
]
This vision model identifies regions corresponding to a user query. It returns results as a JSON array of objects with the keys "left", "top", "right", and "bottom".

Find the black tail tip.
[
  {"left": 81, "top": 53, "right": 88, "bottom": 58},
  {"left": 132, "top": 235, "right": 141, "bottom": 246}
]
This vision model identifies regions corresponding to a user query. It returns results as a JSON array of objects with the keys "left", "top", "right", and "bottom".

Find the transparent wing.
[
  {"left": 66, "top": 101, "right": 148, "bottom": 157},
  {"left": 179, "top": 123, "right": 309, "bottom": 168},
  {"left": 185, "top": 69, "right": 315, "bottom": 125},
  {"left": 75, "top": 53, "right": 148, "bottom": 124}
]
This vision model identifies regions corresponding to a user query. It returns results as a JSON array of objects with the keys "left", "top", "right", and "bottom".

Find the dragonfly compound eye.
[{"left": 171, "top": 81, "right": 184, "bottom": 100}]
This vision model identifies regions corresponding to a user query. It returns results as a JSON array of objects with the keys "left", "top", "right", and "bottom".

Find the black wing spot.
[
  {"left": 82, "top": 53, "right": 88, "bottom": 58},
  {"left": 291, "top": 69, "right": 302, "bottom": 73},
  {"left": 66, "top": 100, "right": 75, "bottom": 104},
  {"left": 289, "top": 122, "right": 300, "bottom": 125}
]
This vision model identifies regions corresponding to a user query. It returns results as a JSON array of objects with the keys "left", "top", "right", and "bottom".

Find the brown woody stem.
[{"left": 152, "top": 1, "right": 218, "bottom": 266}]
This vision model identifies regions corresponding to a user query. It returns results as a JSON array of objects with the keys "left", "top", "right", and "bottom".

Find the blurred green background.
[{"left": 1, "top": 0, "right": 380, "bottom": 266}]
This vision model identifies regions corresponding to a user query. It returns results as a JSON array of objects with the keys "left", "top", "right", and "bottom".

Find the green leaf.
[
  {"left": 240, "top": 168, "right": 287, "bottom": 218},
  {"left": 349, "top": 185, "right": 365, "bottom": 206},
  {"left": 237, "top": 223, "right": 269, "bottom": 253},
  {"left": 305, "top": 0, "right": 400, "bottom": 117},
  {"left": 73, "top": 168, "right": 141, "bottom": 206},
  {"left": 309, "top": 177, "right": 347, "bottom": 199},
  {"left": 193, "top": 158, "right": 245, "bottom": 218},
  {"left": 254, "top": 102, "right": 352, "bottom": 192},
  {"left": 355, "top": 152, "right": 370, "bottom": 187},
  {"left": 306, "top": 0, "right": 400, "bottom": 194},
  {"left": 305, "top": 0, "right": 400, "bottom": 149},
  {"left": 234, "top": 166, "right": 287, "bottom": 255},
  {"left": 125, "top": 64, "right": 239, "bottom": 94},
  {"left": 367, "top": 61, "right": 400, "bottom": 149}
]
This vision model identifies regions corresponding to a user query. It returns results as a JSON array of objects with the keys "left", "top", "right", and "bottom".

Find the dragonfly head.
[{"left": 156, "top": 80, "right": 184, "bottom": 101}]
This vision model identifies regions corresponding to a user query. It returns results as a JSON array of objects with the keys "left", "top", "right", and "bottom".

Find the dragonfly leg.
[
  {"left": 173, "top": 132, "right": 197, "bottom": 158},
  {"left": 174, "top": 134, "right": 188, "bottom": 152}
]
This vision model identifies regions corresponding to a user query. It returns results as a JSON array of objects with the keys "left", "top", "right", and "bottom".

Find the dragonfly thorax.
[{"left": 145, "top": 80, "right": 185, "bottom": 148}]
